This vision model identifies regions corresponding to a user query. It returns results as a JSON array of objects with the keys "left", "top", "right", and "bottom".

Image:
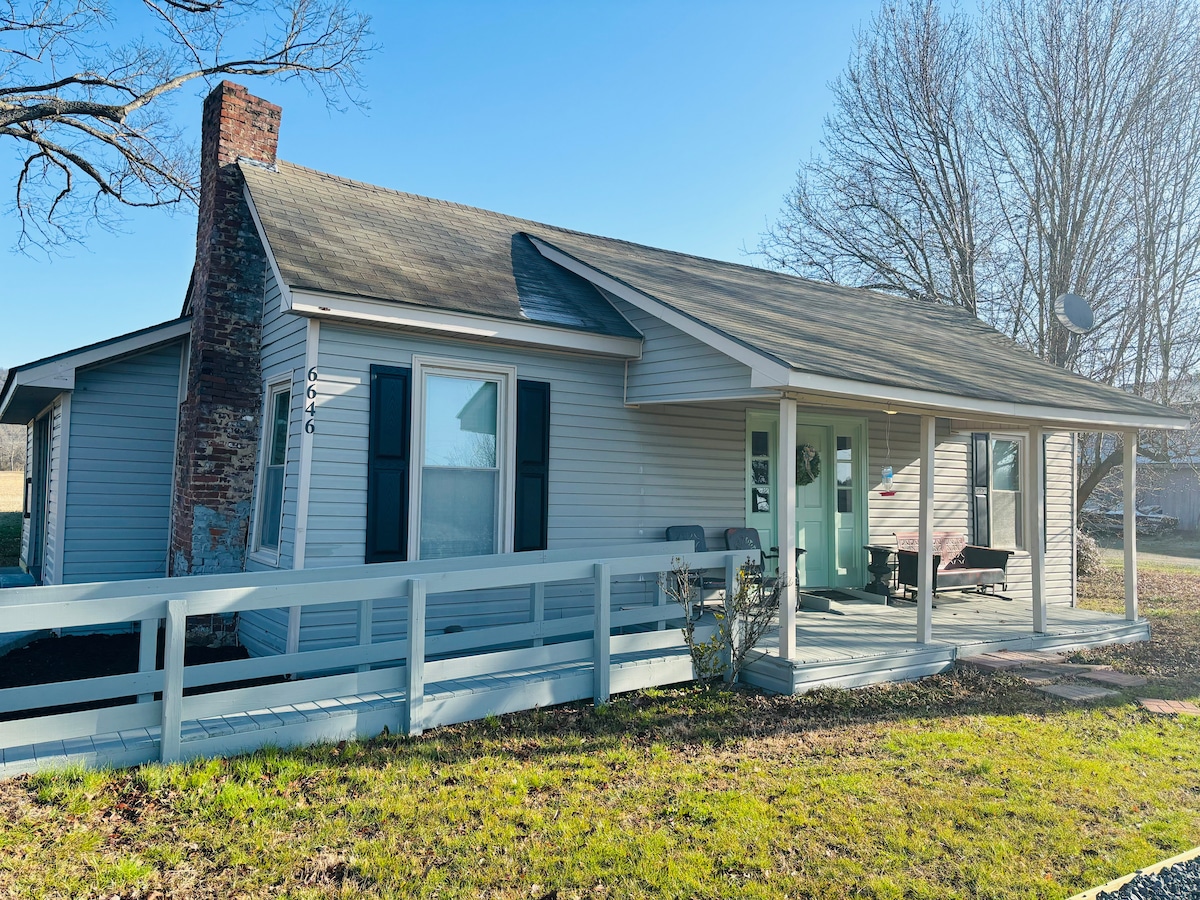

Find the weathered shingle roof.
[
  {"left": 240, "top": 162, "right": 640, "bottom": 339},
  {"left": 530, "top": 231, "right": 1181, "bottom": 421},
  {"left": 241, "top": 160, "right": 1186, "bottom": 427}
]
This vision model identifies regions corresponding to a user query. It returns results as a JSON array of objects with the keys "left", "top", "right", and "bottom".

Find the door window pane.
[
  {"left": 420, "top": 374, "right": 501, "bottom": 559},
  {"left": 836, "top": 435, "right": 853, "bottom": 513}
]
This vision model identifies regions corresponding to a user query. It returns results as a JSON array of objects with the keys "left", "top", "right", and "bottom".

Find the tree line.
[{"left": 762, "top": 0, "right": 1200, "bottom": 507}]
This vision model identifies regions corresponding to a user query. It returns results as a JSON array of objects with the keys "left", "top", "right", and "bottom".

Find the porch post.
[
  {"left": 778, "top": 396, "right": 798, "bottom": 661},
  {"left": 916, "top": 415, "right": 935, "bottom": 645},
  {"left": 1028, "top": 425, "right": 1047, "bottom": 633},
  {"left": 1123, "top": 430, "right": 1138, "bottom": 620}
]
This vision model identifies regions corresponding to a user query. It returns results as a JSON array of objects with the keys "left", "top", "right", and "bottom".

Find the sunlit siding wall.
[
  {"left": 239, "top": 272, "right": 308, "bottom": 656},
  {"left": 40, "top": 401, "right": 63, "bottom": 585},
  {"left": 60, "top": 341, "right": 184, "bottom": 584},
  {"left": 247, "top": 323, "right": 749, "bottom": 655}
]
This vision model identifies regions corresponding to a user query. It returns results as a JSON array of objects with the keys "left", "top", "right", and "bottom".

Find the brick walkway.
[{"left": 1138, "top": 698, "right": 1200, "bottom": 715}]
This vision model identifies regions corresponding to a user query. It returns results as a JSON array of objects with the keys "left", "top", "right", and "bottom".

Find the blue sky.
[{"left": 1, "top": 1, "right": 880, "bottom": 368}]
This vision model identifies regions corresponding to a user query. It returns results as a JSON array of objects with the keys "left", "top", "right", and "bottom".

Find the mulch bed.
[{"left": 0, "top": 632, "right": 252, "bottom": 721}]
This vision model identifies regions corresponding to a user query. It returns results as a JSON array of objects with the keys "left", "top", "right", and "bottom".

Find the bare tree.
[
  {"left": 761, "top": 0, "right": 991, "bottom": 315},
  {"left": 0, "top": 368, "right": 25, "bottom": 471},
  {"left": 1, "top": 0, "right": 373, "bottom": 249},
  {"left": 762, "top": 0, "right": 1200, "bottom": 509}
]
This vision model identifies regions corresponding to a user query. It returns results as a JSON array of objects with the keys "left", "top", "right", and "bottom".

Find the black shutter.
[
  {"left": 514, "top": 379, "right": 551, "bottom": 552},
  {"left": 972, "top": 432, "right": 990, "bottom": 546},
  {"left": 366, "top": 365, "right": 411, "bottom": 563}
]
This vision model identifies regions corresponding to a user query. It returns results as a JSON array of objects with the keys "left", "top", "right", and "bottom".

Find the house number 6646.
[{"left": 304, "top": 367, "right": 318, "bottom": 433}]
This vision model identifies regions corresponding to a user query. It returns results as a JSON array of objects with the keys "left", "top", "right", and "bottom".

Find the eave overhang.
[{"left": 0, "top": 318, "right": 191, "bottom": 425}]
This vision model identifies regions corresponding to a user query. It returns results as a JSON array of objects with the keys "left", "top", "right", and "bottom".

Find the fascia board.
[
  {"left": 288, "top": 289, "right": 644, "bottom": 359},
  {"left": 527, "top": 236, "right": 792, "bottom": 385},
  {"left": 769, "top": 368, "right": 1191, "bottom": 431},
  {"left": 241, "top": 182, "right": 295, "bottom": 313}
]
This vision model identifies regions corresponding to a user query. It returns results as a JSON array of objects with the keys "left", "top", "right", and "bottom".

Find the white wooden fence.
[{"left": 0, "top": 544, "right": 744, "bottom": 773}]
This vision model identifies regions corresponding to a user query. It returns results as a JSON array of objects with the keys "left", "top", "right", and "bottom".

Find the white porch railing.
[{"left": 0, "top": 544, "right": 743, "bottom": 771}]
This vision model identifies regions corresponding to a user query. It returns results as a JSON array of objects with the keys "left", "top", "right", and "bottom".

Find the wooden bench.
[{"left": 893, "top": 531, "right": 1013, "bottom": 599}]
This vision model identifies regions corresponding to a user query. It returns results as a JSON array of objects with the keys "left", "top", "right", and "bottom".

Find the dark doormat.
[{"left": 804, "top": 589, "right": 865, "bottom": 604}]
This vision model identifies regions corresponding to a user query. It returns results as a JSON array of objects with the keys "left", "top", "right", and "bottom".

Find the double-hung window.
[
  {"left": 413, "top": 358, "right": 515, "bottom": 560},
  {"left": 973, "top": 432, "right": 1024, "bottom": 550},
  {"left": 255, "top": 381, "right": 291, "bottom": 555}
]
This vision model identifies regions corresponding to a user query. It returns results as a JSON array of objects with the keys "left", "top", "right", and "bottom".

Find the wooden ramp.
[
  {"left": 0, "top": 646, "right": 698, "bottom": 778},
  {"left": 0, "top": 549, "right": 1148, "bottom": 777}
]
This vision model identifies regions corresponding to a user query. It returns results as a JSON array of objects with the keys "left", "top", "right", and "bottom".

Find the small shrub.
[
  {"left": 1076, "top": 528, "right": 1104, "bottom": 576},
  {"left": 663, "top": 558, "right": 782, "bottom": 683}
]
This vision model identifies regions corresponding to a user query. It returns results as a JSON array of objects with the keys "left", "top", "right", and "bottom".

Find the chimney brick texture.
[{"left": 170, "top": 82, "right": 281, "bottom": 576}]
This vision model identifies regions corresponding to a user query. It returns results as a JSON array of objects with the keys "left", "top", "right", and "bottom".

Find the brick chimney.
[{"left": 170, "top": 82, "right": 282, "bottom": 575}]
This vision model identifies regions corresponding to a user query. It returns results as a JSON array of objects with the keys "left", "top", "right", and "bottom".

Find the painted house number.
[{"left": 305, "top": 367, "right": 318, "bottom": 433}]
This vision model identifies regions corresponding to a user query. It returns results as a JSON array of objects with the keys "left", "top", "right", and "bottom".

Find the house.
[{"left": 0, "top": 82, "right": 1189, "bottom": 671}]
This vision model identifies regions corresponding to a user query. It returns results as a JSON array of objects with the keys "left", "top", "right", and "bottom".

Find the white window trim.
[
  {"left": 249, "top": 375, "right": 294, "bottom": 566},
  {"left": 408, "top": 355, "right": 517, "bottom": 561},
  {"left": 988, "top": 432, "right": 1026, "bottom": 551}
]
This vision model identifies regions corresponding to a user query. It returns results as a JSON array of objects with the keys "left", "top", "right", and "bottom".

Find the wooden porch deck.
[{"left": 742, "top": 595, "right": 1147, "bottom": 694}]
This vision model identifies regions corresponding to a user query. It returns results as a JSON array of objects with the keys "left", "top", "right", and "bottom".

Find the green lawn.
[{"left": 0, "top": 566, "right": 1197, "bottom": 899}]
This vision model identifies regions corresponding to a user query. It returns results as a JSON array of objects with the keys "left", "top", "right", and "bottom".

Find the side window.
[
  {"left": 255, "top": 382, "right": 291, "bottom": 554},
  {"left": 989, "top": 435, "right": 1024, "bottom": 549}
]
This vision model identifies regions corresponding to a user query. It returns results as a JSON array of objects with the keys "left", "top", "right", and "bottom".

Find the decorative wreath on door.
[{"left": 796, "top": 443, "right": 821, "bottom": 486}]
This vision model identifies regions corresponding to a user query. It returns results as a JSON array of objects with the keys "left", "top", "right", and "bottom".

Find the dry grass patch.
[{"left": 0, "top": 471, "right": 21, "bottom": 513}]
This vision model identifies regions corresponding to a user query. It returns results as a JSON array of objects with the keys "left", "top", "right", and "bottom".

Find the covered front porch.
[{"left": 741, "top": 590, "right": 1147, "bottom": 695}]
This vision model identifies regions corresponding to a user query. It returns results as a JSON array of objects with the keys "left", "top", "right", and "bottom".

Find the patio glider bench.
[{"left": 894, "top": 531, "right": 1013, "bottom": 600}]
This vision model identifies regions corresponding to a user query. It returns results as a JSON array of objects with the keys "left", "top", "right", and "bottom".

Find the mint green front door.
[{"left": 746, "top": 414, "right": 866, "bottom": 590}]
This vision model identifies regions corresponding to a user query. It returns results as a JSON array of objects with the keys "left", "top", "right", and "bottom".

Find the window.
[
  {"left": 255, "top": 382, "right": 291, "bottom": 554},
  {"left": 413, "top": 359, "right": 514, "bottom": 560},
  {"left": 990, "top": 437, "right": 1022, "bottom": 548},
  {"left": 973, "top": 433, "right": 1024, "bottom": 550}
]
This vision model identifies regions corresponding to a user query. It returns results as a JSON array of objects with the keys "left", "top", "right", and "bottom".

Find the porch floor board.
[{"left": 745, "top": 595, "right": 1147, "bottom": 693}]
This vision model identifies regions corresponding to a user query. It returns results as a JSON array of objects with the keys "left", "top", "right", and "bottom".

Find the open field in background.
[
  {"left": 0, "top": 472, "right": 21, "bottom": 567},
  {"left": 0, "top": 561, "right": 1195, "bottom": 899},
  {"left": 0, "top": 471, "right": 21, "bottom": 513},
  {"left": 1094, "top": 530, "right": 1200, "bottom": 570}
]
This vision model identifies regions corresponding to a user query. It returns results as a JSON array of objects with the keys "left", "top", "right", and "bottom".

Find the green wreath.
[{"left": 796, "top": 443, "right": 821, "bottom": 486}]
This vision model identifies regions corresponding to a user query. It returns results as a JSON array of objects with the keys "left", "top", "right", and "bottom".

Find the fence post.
[
  {"left": 404, "top": 579, "right": 426, "bottom": 736},
  {"left": 593, "top": 562, "right": 611, "bottom": 706},
  {"left": 529, "top": 582, "right": 545, "bottom": 647},
  {"left": 160, "top": 598, "right": 187, "bottom": 764},
  {"left": 137, "top": 617, "right": 158, "bottom": 703},
  {"left": 724, "top": 553, "right": 741, "bottom": 678},
  {"left": 655, "top": 576, "right": 667, "bottom": 631},
  {"left": 357, "top": 599, "right": 373, "bottom": 673}
]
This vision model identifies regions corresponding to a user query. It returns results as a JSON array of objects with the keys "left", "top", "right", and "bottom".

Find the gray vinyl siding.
[
  {"left": 1045, "top": 432, "right": 1075, "bottom": 606},
  {"left": 609, "top": 293, "right": 772, "bottom": 404},
  {"left": 60, "top": 342, "right": 183, "bottom": 584},
  {"left": 246, "top": 271, "right": 307, "bottom": 573},
  {"left": 19, "top": 423, "right": 31, "bottom": 564},
  {"left": 259, "top": 322, "right": 747, "bottom": 655},
  {"left": 41, "top": 401, "right": 63, "bottom": 585},
  {"left": 239, "top": 272, "right": 308, "bottom": 652}
]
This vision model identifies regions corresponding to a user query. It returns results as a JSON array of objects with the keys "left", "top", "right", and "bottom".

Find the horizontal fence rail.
[{"left": 0, "top": 544, "right": 748, "bottom": 773}]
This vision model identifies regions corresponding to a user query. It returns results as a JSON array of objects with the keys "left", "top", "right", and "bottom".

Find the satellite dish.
[{"left": 1054, "top": 293, "right": 1095, "bottom": 334}]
